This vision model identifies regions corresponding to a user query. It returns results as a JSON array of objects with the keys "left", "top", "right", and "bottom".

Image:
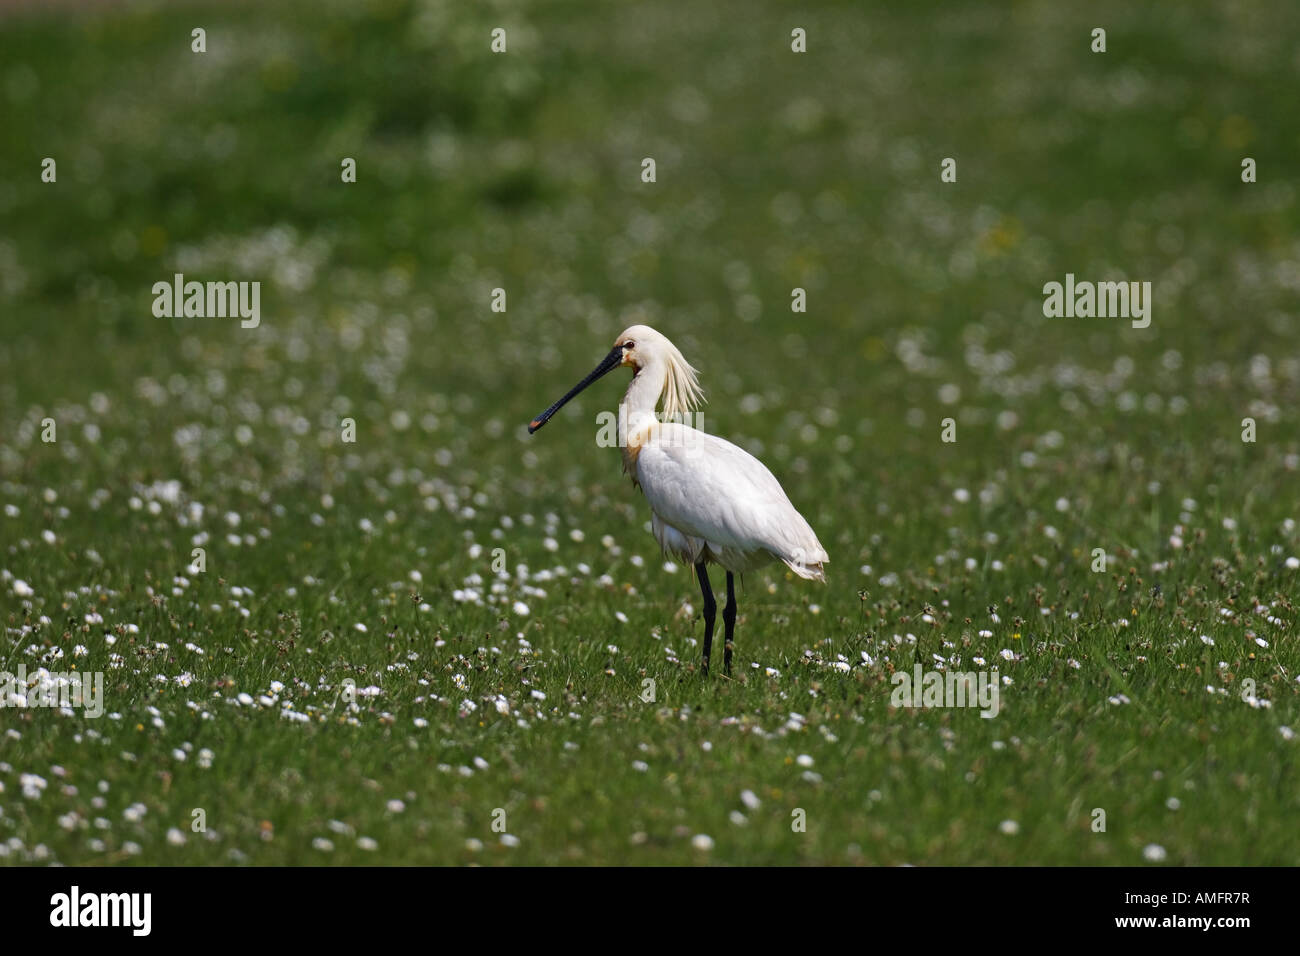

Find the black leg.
[
  {"left": 695, "top": 562, "right": 716, "bottom": 674},
  {"left": 723, "top": 572, "right": 737, "bottom": 675}
]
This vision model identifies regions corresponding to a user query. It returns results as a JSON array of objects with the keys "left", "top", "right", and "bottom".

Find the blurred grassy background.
[{"left": 3, "top": 1, "right": 1298, "bottom": 508}]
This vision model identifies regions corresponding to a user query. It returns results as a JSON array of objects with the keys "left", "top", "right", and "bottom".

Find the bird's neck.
[
  {"left": 622, "top": 361, "right": 665, "bottom": 418},
  {"left": 619, "top": 363, "right": 666, "bottom": 481}
]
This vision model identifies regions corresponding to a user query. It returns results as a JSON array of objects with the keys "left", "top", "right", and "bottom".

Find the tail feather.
[{"left": 781, "top": 549, "right": 827, "bottom": 581}]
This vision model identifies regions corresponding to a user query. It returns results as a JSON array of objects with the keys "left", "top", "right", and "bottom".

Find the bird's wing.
[{"left": 635, "top": 424, "right": 828, "bottom": 572}]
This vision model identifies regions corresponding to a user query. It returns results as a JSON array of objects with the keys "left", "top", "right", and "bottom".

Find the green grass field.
[{"left": 1, "top": 0, "right": 1298, "bottom": 865}]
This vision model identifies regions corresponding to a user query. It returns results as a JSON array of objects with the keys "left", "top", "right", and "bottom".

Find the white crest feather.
[{"left": 659, "top": 338, "right": 704, "bottom": 420}]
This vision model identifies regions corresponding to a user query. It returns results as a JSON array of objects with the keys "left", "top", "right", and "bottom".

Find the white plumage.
[
  {"left": 528, "top": 324, "right": 828, "bottom": 674},
  {"left": 637, "top": 424, "right": 827, "bottom": 579}
]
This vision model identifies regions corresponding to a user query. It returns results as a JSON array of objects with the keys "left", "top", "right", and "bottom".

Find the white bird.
[{"left": 528, "top": 324, "right": 828, "bottom": 675}]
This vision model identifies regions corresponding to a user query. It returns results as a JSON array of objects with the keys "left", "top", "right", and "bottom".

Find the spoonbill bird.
[{"left": 527, "top": 325, "right": 827, "bottom": 675}]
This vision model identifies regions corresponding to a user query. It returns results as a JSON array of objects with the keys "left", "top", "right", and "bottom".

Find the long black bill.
[{"left": 528, "top": 346, "right": 624, "bottom": 434}]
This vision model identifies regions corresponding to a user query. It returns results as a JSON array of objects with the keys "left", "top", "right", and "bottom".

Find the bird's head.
[
  {"left": 611, "top": 323, "right": 666, "bottom": 372},
  {"left": 528, "top": 324, "right": 703, "bottom": 434}
]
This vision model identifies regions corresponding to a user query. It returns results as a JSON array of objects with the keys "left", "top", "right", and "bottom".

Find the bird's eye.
[{"left": 624, "top": 341, "right": 634, "bottom": 349}]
